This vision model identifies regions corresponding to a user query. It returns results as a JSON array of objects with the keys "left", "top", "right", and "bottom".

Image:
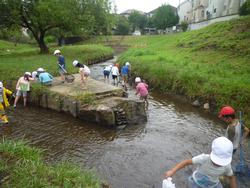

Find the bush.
[
  {"left": 180, "top": 21, "right": 188, "bottom": 32},
  {"left": 240, "top": 0, "right": 250, "bottom": 15}
]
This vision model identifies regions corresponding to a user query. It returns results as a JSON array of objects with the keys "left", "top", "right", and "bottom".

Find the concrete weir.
[{"left": 31, "top": 74, "right": 147, "bottom": 127}]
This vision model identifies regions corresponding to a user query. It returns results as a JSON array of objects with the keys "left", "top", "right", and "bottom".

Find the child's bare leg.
[
  {"left": 23, "top": 97, "right": 27, "bottom": 107},
  {"left": 14, "top": 96, "right": 20, "bottom": 107}
]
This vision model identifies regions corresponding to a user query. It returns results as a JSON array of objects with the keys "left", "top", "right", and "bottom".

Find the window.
[{"left": 214, "top": 8, "right": 216, "bottom": 13}]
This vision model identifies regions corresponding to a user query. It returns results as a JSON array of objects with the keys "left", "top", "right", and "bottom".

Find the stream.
[{"left": 0, "top": 58, "right": 249, "bottom": 188}]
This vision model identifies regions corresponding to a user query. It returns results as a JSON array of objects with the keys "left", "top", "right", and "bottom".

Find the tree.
[
  {"left": 0, "top": 0, "right": 112, "bottom": 53},
  {"left": 115, "top": 16, "right": 130, "bottom": 35},
  {"left": 180, "top": 21, "right": 188, "bottom": 32},
  {"left": 152, "top": 4, "right": 179, "bottom": 30},
  {"left": 128, "top": 11, "right": 147, "bottom": 32},
  {"left": 239, "top": 0, "right": 250, "bottom": 15}
]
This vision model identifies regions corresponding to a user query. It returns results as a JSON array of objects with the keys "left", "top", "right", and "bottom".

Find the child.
[
  {"left": 103, "top": 65, "right": 112, "bottom": 82},
  {"left": 135, "top": 77, "right": 149, "bottom": 109},
  {"left": 72, "top": 60, "right": 90, "bottom": 86},
  {"left": 165, "top": 137, "right": 237, "bottom": 188},
  {"left": 218, "top": 106, "right": 249, "bottom": 154},
  {"left": 37, "top": 68, "right": 53, "bottom": 86},
  {"left": 0, "top": 81, "right": 13, "bottom": 124},
  {"left": 13, "top": 72, "right": 34, "bottom": 108},
  {"left": 121, "top": 63, "right": 129, "bottom": 88},
  {"left": 111, "top": 64, "right": 119, "bottom": 86},
  {"left": 54, "top": 49, "right": 66, "bottom": 83},
  {"left": 32, "top": 71, "right": 38, "bottom": 81}
]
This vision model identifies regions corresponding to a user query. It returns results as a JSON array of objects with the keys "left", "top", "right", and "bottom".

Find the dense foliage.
[
  {"left": 240, "top": 0, "right": 250, "bottom": 15},
  {"left": 0, "top": 0, "right": 113, "bottom": 53},
  {"left": 151, "top": 4, "right": 179, "bottom": 29}
]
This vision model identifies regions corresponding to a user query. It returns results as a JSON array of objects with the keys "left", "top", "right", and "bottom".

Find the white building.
[
  {"left": 178, "top": 0, "right": 244, "bottom": 24},
  {"left": 177, "top": 0, "right": 193, "bottom": 23},
  {"left": 206, "top": 0, "right": 241, "bottom": 19}
]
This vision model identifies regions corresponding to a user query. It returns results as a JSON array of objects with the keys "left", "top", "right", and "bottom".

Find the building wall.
[
  {"left": 178, "top": 0, "right": 193, "bottom": 23},
  {"left": 189, "top": 14, "right": 239, "bottom": 30},
  {"left": 206, "top": 0, "right": 241, "bottom": 19}
]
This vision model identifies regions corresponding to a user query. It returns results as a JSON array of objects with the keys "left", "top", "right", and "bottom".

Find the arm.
[
  {"left": 228, "top": 175, "right": 237, "bottom": 188},
  {"left": 165, "top": 159, "right": 193, "bottom": 177},
  {"left": 5, "top": 88, "right": 13, "bottom": 96},
  {"left": 48, "top": 74, "right": 53, "bottom": 79},
  {"left": 243, "top": 126, "right": 249, "bottom": 140},
  {"left": 16, "top": 78, "right": 21, "bottom": 89}
]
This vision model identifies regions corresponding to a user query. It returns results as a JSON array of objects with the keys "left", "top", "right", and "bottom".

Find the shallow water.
[{"left": 1, "top": 59, "right": 249, "bottom": 188}]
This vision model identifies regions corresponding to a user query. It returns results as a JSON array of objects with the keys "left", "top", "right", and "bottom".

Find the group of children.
[
  {"left": 164, "top": 105, "right": 249, "bottom": 188},
  {"left": 103, "top": 62, "right": 131, "bottom": 87},
  {"left": 102, "top": 62, "right": 149, "bottom": 109}
]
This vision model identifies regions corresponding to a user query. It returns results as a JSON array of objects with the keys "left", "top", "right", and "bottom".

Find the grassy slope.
[
  {"left": 117, "top": 16, "right": 250, "bottom": 124},
  {"left": 0, "top": 42, "right": 113, "bottom": 82},
  {"left": 0, "top": 139, "right": 100, "bottom": 188}
]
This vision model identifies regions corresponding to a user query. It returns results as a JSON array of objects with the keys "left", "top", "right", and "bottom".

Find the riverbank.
[
  {"left": 0, "top": 41, "right": 113, "bottom": 82},
  {"left": 0, "top": 41, "right": 114, "bottom": 187},
  {"left": 114, "top": 16, "right": 250, "bottom": 126},
  {"left": 0, "top": 139, "right": 101, "bottom": 187}
]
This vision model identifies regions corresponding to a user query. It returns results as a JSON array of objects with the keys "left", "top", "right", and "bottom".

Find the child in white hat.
[
  {"left": 72, "top": 60, "right": 90, "bottom": 87},
  {"left": 13, "top": 72, "right": 34, "bottom": 108},
  {"left": 165, "top": 137, "right": 237, "bottom": 188}
]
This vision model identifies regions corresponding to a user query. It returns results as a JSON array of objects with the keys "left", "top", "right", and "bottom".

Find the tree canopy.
[
  {"left": 0, "top": 0, "right": 113, "bottom": 53},
  {"left": 152, "top": 4, "right": 179, "bottom": 30},
  {"left": 128, "top": 11, "right": 147, "bottom": 32}
]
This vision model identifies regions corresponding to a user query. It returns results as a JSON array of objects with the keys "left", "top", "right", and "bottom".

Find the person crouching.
[
  {"left": 37, "top": 68, "right": 53, "bottom": 86},
  {"left": 72, "top": 60, "right": 90, "bottom": 87}
]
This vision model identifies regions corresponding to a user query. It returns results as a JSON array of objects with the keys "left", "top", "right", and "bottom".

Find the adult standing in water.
[{"left": 54, "top": 49, "right": 66, "bottom": 83}]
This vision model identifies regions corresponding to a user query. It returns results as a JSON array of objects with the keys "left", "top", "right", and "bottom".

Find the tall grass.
[
  {"left": 0, "top": 42, "right": 113, "bottom": 83},
  {"left": 0, "top": 139, "right": 101, "bottom": 188},
  {"left": 116, "top": 16, "right": 250, "bottom": 125}
]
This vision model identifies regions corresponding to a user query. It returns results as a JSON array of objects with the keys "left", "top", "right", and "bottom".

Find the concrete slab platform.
[{"left": 50, "top": 74, "right": 123, "bottom": 97}]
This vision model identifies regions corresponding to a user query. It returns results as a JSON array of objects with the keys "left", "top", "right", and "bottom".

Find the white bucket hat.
[
  {"left": 72, "top": 60, "right": 79, "bottom": 67},
  {"left": 54, "top": 49, "right": 61, "bottom": 55},
  {"left": 37, "top": 68, "right": 44, "bottom": 72},
  {"left": 24, "top": 72, "right": 32, "bottom": 76},
  {"left": 125, "top": 62, "right": 130, "bottom": 66},
  {"left": 210, "top": 137, "right": 233, "bottom": 166},
  {"left": 135, "top": 77, "right": 141, "bottom": 83},
  {"left": 32, "top": 71, "right": 37, "bottom": 78}
]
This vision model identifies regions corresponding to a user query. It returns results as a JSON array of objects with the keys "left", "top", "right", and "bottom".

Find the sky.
[{"left": 111, "top": 0, "right": 183, "bottom": 13}]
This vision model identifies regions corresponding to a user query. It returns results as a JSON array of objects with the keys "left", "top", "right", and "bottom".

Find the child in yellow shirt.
[{"left": 0, "top": 81, "right": 13, "bottom": 124}]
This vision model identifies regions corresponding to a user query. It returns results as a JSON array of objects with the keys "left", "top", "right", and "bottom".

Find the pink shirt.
[{"left": 136, "top": 82, "right": 148, "bottom": 97}]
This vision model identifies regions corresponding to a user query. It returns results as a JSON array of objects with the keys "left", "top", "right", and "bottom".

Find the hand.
[
  {"left": 165, "top": 170, "right": 174, "bottom": 177},
  {"left": 240, "top": 140, "right": 248, "bottom": 147}
]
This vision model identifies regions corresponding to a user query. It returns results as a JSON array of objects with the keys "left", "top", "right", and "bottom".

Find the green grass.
[
  {"left": 0, "top": 139, "right": 101, "bottom": 188},
  {"left": 115, "top": 16, "right": 250, "bottom": 125},
  {"left": 0, "top": 42, "right": 113, "bottom": 83}
]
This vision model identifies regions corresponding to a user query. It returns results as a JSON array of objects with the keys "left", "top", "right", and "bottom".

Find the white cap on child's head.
[
  {"left": 24, "top": 72, "right": 32, "bottom": 76},
  {"left": 0, "top": 81, "right": 3, "bottom": 88},
  {"left": 210, "top": 137, "right": 233, "bottom": 166},
  {"left": 125, "top": 62, "right": 130, "bottom": 66},
  {"left": 37, "top": 68, "right": 44, "bottom": 72},
  {"left": 72, "top": 60, "right": 79, "bottom": 67},
  {"left": 135, "top": 77, "right": 141, "bottom": 83},
  {"left": 32, "top": 71, "right": 37, "bottom": 78},
  {"left": 54, "top": 49, "right": 61, "bottom": 55}
]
